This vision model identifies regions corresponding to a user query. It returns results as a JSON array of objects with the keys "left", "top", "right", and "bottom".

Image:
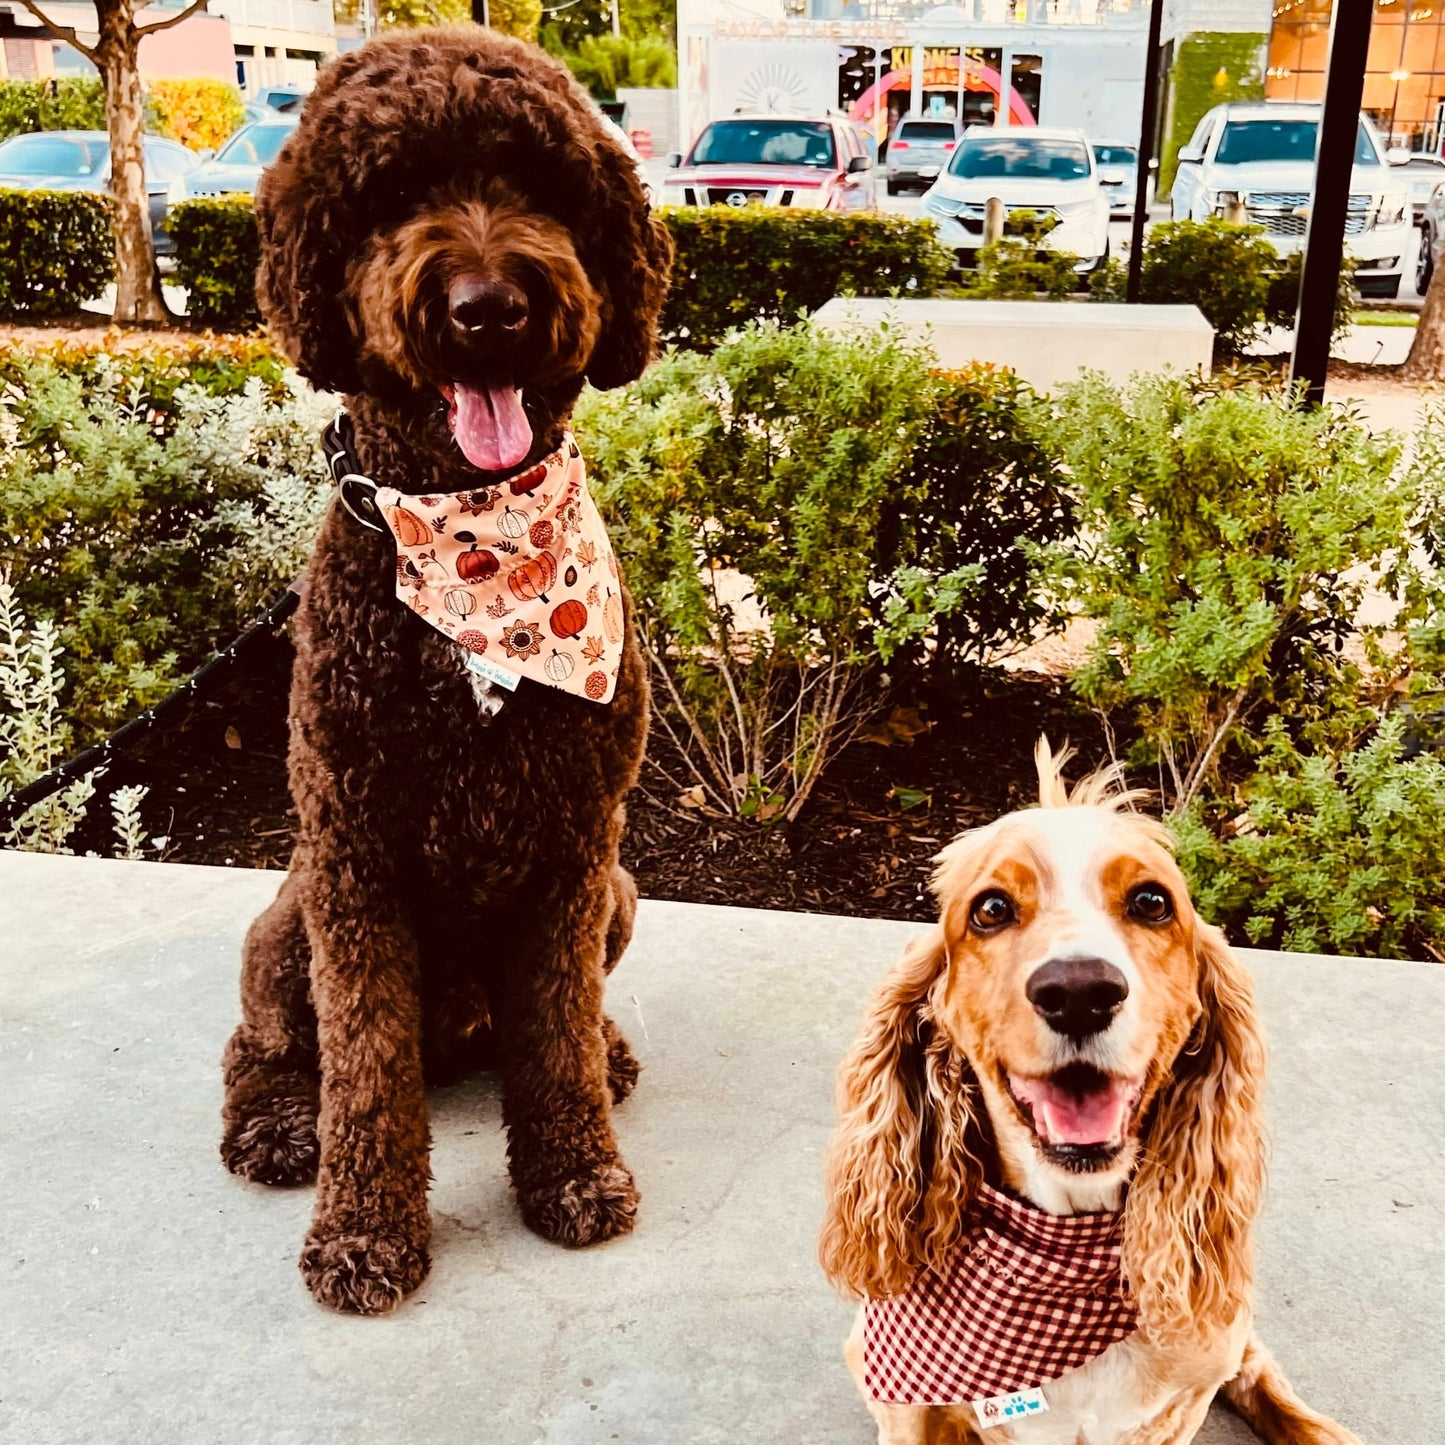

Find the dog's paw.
[
  {"left": 299, "top": 1223, "right": 430, "bottom": 1315},
  {"left": 606, "top": 1030, "right": 641, "bottom": 1105},
  {"left": 221, "top": 1094, "right": 319, "bottom": 1187},
  {"left": 518, "top": 1162, "right": 639, "bottom": 1247}
]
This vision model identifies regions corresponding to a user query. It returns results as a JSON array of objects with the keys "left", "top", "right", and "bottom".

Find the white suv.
[
  {"left": 1170, "top": 101, "right": 1410, "bottom": 298},
  {"left": 920, "top": 126, "right": 1111, "bottom": 271}
]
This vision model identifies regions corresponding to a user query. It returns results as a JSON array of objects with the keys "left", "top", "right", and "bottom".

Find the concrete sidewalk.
[{"left": 1, "top": 852, "right": 1439, "bottom": 1445}]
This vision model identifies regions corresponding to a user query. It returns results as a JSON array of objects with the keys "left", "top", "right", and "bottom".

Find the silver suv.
[{"left": 886, "top": 117, "right": 961, "bottom": 196}]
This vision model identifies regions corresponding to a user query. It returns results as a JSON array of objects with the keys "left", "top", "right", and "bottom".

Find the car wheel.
[
  {"left": 886, "top": 179, "right": 899, "bottom": 196},
  {"left": 1417, "top": 225, "right": 1434, "bottom": 294}
]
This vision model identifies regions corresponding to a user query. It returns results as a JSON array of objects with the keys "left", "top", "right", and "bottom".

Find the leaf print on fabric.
[
  {"left": 582, "top": 635, "right": 606, "bottom": 665},
  {"left": 577, "top": 538, "right": 598, "bottom": 571}
]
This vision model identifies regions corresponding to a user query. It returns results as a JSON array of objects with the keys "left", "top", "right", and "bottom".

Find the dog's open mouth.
[
  {"left": 1004, "top": 1062, "right": 1143, "bottom": 1169},
  {"left": 442, "top": 382, "right": 532, "bottom": 473}
]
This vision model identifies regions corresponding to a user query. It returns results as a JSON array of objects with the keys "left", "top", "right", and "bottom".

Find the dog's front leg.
[
  {"left": 298, "top": 857, "right": 431, "bottom": 1315},
  {"left": 499, "top": 867, "right": 638, "bottom": 1246}
]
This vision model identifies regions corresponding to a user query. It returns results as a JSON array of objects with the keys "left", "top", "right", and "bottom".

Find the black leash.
[{"left": 0, "top": 579, "right": 304, "bottom": 831}]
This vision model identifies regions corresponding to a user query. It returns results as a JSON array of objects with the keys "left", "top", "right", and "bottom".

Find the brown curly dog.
[{"left": 218, "top": 26, "right": 671, "bottom": 1314}]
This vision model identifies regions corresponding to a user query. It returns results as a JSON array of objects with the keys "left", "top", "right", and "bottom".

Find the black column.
[
  {"left": 1290, "top": 0, "right": 1376, "bottom": 405},
  {"left": 1126, "top": 0, "right": 1166, "bottom": 303}
]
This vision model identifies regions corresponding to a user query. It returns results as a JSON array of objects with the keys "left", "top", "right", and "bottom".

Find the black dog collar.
[{"left": 321, "top": 410, "right": 386, "bottom": 532}]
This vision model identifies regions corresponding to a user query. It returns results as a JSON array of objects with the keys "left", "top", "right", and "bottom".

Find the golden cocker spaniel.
[{"left": 820, "top": 741, "right": 1359, "bottom": 1445}]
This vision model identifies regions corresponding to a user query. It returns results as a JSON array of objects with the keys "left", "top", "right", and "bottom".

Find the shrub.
[
  {"left": 0, "top": 188, "right": 114, "bottom": 317},
  {"left": 660, "top": 208, "right": 952, "bottom": 349},
  {"left": 1091, "top": 218, "right": 1278, "bottom": 352},
  {"left": 169, "top": 197, "right": 261, "bottom": 328},
  {"left": 1262, "top": 247, "right": 1358, "bottom": 344},
  {"left": 579, "top": 321, "right": 975, "bottom": 822},
  {"left": 874, "top": 364, "right": 1071, "bottom": 676},
  {"left": 0, "top": 347, "right": 331, "bottom": 741},
  {"left": 1172, "top": 716, "right": 1445, "bottom": 958},
  {"left": 0, "top": 78, "right": 107, "bottom": 140},
  {"left": 560, "top": 34, "right": 677, "bottom": 96},
  {"left": 962, "top": 209, "right": 1081, "bottom": 301},
  {"left": 1038, "top": 371, "right": 1416, "bottom": 809},
  {"left": 146, "top": 77, "right": 245, "bottom": 151}
]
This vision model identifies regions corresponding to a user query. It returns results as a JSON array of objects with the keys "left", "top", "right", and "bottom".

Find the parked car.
[
  {"left": 251, "top": 85, "right": 308, "bottom": 114},
  {"left": 1413, "top": 174, "right": 1445, "bottom": 291},
  {"left": 1390, "top": 148, "right": 1445, "bottom": 222},
  {"left": 661, "top": 115, "right": 876, "bottom": 212},
  {"left": 180, "top": 117, "right": 299, "bottom": 199},
  {"left": 920, "top": 126, "right": 1111, "bottom": 271},
  {"left": 885, "top": 116, "right": 960, "bottom": 196},
  {"left": 1092, "top": 140, "right": 1140, "bottom": 216},
  {"left": 0, "top": 129, "right": 199, "bottom": 255},
  {"left": 1170, "top": 101, "right": 1411, "bottom": 299}
]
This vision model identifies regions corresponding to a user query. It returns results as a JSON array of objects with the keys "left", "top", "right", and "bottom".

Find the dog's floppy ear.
[
  {"left": 575, "top": 141, "right": 673, "bottom": 391},
  {"left": 253, "top": 50, "right": 369, "bottom": 396},
  {"left": 819, "top": 926, "right": 983, "bottom": 1300},
  {"left": 1124, "top": 920, "right": 1267, "bottom": 1342}
]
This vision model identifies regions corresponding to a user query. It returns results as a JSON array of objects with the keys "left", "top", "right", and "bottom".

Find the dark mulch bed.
[{"left": 70, "top": 633, "right": 1107, "bottom": 922}]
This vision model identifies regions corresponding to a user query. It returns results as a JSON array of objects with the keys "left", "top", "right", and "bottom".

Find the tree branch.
[
  {"left": 8, "top": 0, "right": 99, "bottom": 63},
  {"left": 136, "top": 0, "right": 209, "bottom": 36}
]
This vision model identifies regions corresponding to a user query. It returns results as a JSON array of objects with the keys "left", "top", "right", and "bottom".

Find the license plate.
[{"left": 919, "top": 165, "right": 940, "bottom": 176}]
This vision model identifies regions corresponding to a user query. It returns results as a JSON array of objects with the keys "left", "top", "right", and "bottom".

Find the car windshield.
[
  {"left": 215, "top": 123, "right": 294, "bottom": 167},
  {"left": 1214, "top": 118, "right": 1379, "bottom": 166},
  {"left": 898, "top": 122, "right": 955, "bottom": 143},
  {"left": 1093, "top": 145, "right": 1137, "bottom": 165},
  {"left": 0, "top": 134, "right": 104, "bottom": 177},
  {"left": 689, "top": 120, "right": 836, "bottom": 169},
  {"left": 948, "top": 135, "right": 1090, "bottom": 180}
]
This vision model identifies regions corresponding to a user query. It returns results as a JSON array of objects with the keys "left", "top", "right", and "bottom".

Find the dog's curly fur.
[{"left": 219, "top": 26, "right": 672, "bottom": 1314}]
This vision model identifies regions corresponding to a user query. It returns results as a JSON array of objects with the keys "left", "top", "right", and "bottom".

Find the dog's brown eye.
[
  {"left": 970, "top": 891, "right": 1015, "bottom": 931},
  {"left": 1127, "top": 884, "right": 1173, "bottom": 924}
]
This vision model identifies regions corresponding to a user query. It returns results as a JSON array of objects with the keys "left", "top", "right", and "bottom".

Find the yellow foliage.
[
  {"left": 147, "top": 78, "right": 246, "bottom": 152},
  {"left": 487, "top": 0, "right": 543, "bottom": 43}
]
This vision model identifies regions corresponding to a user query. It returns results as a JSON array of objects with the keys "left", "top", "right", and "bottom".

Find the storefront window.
[
  {"left": 1010, "top": 53, "right": 1042, "bottom": 125},
  {"left": 1268, "top": 0, "right": 1445, "bottom": 153}
]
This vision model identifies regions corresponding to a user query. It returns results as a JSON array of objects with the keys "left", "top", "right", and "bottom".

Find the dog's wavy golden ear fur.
[
  {"left": 818, "top": 927, "right": 985, "bottom": 1300},
  {"left": 1125, "top": 919, "right": 1267, "bottom": 1343}
]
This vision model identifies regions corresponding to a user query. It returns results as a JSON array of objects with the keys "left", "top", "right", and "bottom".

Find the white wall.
[
  {"left": 1036, "top": 37, "right": 1145, "bottom": 139},
  {"left": 1163, "top": 0, "right": 1271, "bottom": 43}
]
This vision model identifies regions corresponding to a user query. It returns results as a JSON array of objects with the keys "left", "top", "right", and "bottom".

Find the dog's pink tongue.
[
  {"left": 1012, "top": 1073, "right": 1131, "bottom": 1147},
  {"left": 449, "top": 383, "right": 532, "bottom": 472}
]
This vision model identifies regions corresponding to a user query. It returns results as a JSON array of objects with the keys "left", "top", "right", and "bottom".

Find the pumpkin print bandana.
[
  {"left": 375, "top": 434, "right": 624, "bottom": 704},
  {"left": 864, "top": 1181, "right": 1137, "bottom": 1406}
]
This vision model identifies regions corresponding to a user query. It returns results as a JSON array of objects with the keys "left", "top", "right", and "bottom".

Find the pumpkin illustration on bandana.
[{"left": 500, "top": 619, "right": 544, "bottom": 661}]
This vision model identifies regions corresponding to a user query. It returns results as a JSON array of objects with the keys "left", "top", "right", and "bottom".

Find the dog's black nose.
[
  {"left": 1027, "top": 957, "right": 1129, "bottom": 1039},
  {"left": 448, "top": 277, "right": 528, "bottom": 337}
]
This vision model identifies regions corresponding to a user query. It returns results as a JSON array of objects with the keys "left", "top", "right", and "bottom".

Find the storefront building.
[
  {"left": 678, "top": 1, "right": 1155, "bottom": 155},
  {"left": 1267, "top": 0, "right": 1445, "bottom": 153}
]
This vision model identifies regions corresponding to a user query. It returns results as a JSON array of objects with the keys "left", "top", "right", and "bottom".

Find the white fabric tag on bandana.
[
  {"left": 972, "top": 1387, "right": 1049, "bottom": 1431},
  {"left": 465, "top": 651, "right": 520, "bottom": 692}
]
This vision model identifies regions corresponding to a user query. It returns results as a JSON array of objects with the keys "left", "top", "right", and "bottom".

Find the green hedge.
[
  {"left": 0, "top": 189, "right": 114, "bottom": 318},
  {"left": 169, "top": 197, "right": 261, "bottom": 329},
  {"left": 0, "top": 78, "right": 107, "bottom": 140},
  {"left": 163, "top": 196, "right": 953, "bottom": 343},
  {"left": 660, "top": 207, "right": 953, "bottom": 348}
]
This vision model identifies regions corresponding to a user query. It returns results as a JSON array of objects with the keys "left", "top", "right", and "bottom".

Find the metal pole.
[
  {"left": 1125, "top": 0, "right": 1166, "bottom": 303},
  {"left": 1289, "top": 1, "right": 1375, "bottom": 406}
]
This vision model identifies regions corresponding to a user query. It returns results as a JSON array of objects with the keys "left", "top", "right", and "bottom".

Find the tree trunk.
[
  {"left": 97, "top": 0, "right": 168, "bottom": 325},
  {"left": 1404, "top": 242, "right": 1445, "bottom": 382}
]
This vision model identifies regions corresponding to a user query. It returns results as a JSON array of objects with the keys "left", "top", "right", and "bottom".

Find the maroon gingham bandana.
[{"left": 864, "top": 1180, "right": 1137, "bottom": 1406}]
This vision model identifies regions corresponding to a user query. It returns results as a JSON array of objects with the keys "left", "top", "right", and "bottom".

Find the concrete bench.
[
  {"left": 813, "top": 297, "right": 1214, "bottom": 390},
  {"left": 2, "top": 851, "right": 1436, "bottom": 1443}
]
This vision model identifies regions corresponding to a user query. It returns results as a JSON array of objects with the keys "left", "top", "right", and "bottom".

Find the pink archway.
[{"left": 849, "top": 63, "right": 1038, "bottom": 129}]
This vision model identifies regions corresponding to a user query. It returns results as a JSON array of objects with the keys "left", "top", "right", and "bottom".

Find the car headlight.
[
  {"left": 1380, "top": 193, "right": 1409, "bottom": 226},
  {"left": 923, "top": 192, "right": 958, "bottom": 218},
  {"left": 1055, "top": 198, "right": 1097, "bottom": 221}
]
